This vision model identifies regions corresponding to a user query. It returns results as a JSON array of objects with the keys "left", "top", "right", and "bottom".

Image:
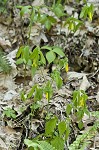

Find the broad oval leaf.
[
  {"left": 52, "top": 47, "right": 65, "bottom": 57},
  {"left": 66, "top": 104, "right": 72, "bottom": 116},
  {"left": 46, "top": 51, "right": 56, "bottom": 64},
  {"left": 58, "top": 121, "right": 66, "bottom": 136},
  {"left": 51, "top": 137, "right": 64, "bottom": 150},
  {"left": 45, "top": 117, "right": 57, "bottom": 135},
  {"left": 40, "top": 14, "right": 47, "bottom": 24}
]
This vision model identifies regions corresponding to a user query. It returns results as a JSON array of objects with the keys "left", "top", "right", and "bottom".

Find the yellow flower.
[
  {"left": 46, "top": 92, "right": 48, "bottom": 100},
  {"left": 65, "top": 63, "right": 69, "bottom": 72},
  {"left": 32, "top": 61, "right": 37, "bottom": 67},
  {"left": 69, "top": 22, "right": 74, "bottom": 31},
  {"left": 79, "top": 98, "right": 84, "bottom": 107},
  {"left": 88, "top": 12, "right": 92, "bottom": 21}
]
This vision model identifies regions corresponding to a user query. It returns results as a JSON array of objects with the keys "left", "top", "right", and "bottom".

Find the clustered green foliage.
[
  {"left": 3, "top": 107, "right": 16, "bottom": 119},
  {"left": 16, "top": 0, "right": 94, "bottom": 33},
  {"left": 69, "top": 112, "right": 99, "bottom": 150},
  {"left": 2, "top": 0, "right": 98, "bottom": 150},
  {"left": 24, "top": 139, "right": 56, "bottom": 150},
  {"left": 0, "top": 0, "right": 8, "bottom": 13},
  {"left": 66, "top": 90, "right": 89, "bottom": 129},
  {"left": 16, "top": 1, "right": 98, "bottom": 150},
  {"left": 24, "top": 112, "right": 99, "bottom": 150},
  {"left": 25, "top": 116, "right": 70, "bottom": 150},
  {"left": 16, "top": 45, "right": 66, "bottom": 77},
  {"left": 0, "top": 50, "right": 11, "bottom": 74}
]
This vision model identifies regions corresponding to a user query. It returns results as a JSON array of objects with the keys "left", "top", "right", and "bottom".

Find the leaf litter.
[{"left": 0, "top": 0, "right": 99, "bottom": 150}]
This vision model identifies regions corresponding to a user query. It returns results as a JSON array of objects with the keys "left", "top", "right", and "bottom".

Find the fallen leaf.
[
  {"left": 4, "top": 126, "right": 16, "bottom": 134},
  {"left": 80, "top": 75, "right": 90, "bottom": 91},
  {"left": 0, "top": 37, "right": 11, "bottom": 50},
  {"left": 4, "top": 90, "right": 17, "bottom": 101},
  {"left": 0, "top": 138, "right": 7, "bottom": 149},
  {"left": 67, "top": 71, "right": 88, "bottom": 80}
]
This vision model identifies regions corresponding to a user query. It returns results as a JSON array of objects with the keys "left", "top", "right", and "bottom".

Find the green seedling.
[
  {"left": 80, "top": 4, "right": 94, "bottom": 21},
  {"left": 64, "top": 17, "right": 83, "bottom": 32},
  {"left": 40, "top": 14, "right": 57, "bottom": 31},
  {"left": 16, "top": 45, "right": 66, "bottom": 83},
  {"left": 66, "top": 90, "right": 89, "bottom": 129},
  {"left": 52, "top": 1, "right": 65, "bottom": 18},
  {"left": 51, "top": 70, "right": 63, "bottom": 89},
  {"left": 41, "top": 46, "right": 65, "bottom": 64},
  {"left": 3, "top": 107, "right": 16, "bottom": 119}
]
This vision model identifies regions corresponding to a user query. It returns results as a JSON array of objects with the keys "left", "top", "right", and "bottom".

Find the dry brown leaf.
[
  {"left": 80, "top": 75, "right": 90, "bottom": 91},
  {"left": 0, "top": 37, "right": 11, "bottom": 50}
]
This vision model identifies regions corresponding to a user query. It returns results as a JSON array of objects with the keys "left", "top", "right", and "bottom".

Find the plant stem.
[
  {"left": 24, "top": 64, "right": 26, "bottom": 86},
  {"left": 28, "top": 6, "right": 34, "bottom": 45}
]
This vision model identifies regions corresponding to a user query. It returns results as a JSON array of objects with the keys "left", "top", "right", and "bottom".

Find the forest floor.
[{"left": 0, "top": 0, "right": 99, "bottom": 150}]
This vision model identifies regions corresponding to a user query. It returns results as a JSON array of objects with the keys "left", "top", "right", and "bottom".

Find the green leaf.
[
  {"left": 16, "top": 46, "right": 24, "bottom": 58},
  {"left": 3, "top": 108, "right": 16, "bottom": 119},
  {"left": 24, "top": 46, "right": 30, "bottom": 63},
  {"left": 51, "top": 137, "right": 64, "bottom": 150},
  {"left": 59, "top": 58, "right": 68, "bottom": 69},
  {"left": 31, "top": 66, "right": 37, "bottom": 77},
  {"left": 30, "top": 47, "right": 39, "bottom": 70},
  {"left": 30, "top": 47, "right": 39, "bottom": 59},
  {"left": 65, "top": 125, "right": 70, "bottom": 140},
  {"left": 20, "top": 6, "right": 31, "bottom": 17},
  {"left": 57, "top": 76, "right": 63, "bottom": 89},
  {"left": 37, "top": 141, "right": 56, "bottom": 150},
  {"left": 78, "top": 121, "right": 84, "bottom": 129},
  {"left": 74, "top": 22, "right": 82, "bottom": 32},
  {"left": 45, "top": 117, "right": 57, "bottom": 135},
  {"left": 27, "top": 85, "right": 37, "bottom": 98},
  {"left": 20, "top": 91, "right": 26, "bottom": 101},
  {"left": 58, "top": 121, "right": 66, "bottom": 137},
  {"left": 45, "top": 19, "right": 52, "bottom": 31},
  {"left": 76, "top": 110, "right": 84, "bottom": 121},
  {"left": 16, "top": 58, "right": 24, "bottom": 65},
  {"left": 30, "top": 103, "right": 40, "bottom": 112},
  {"left": 39, "top": 50, "right": 46, "bottom": 65},
  {"left": 80, "top": 5, "right": 88, "bottom": 18},
  {"left": 53, "top": 4, "right": 64, "bottom": 18},
  {"left": 41, "top": 46, "right": 52, "bottom": 51},
  {"left": 66, "top": 104, "right": 72, "bottom": 116},
  {"left": 73, "top": 90, "right": 80, "bottom": 108},
  {"left": 52, "top": 47, "right": 65, "bottom": 57},
  {"left": 54, "top": 74, "right": 63, "bottom": 89},
  {"left": 64, "top": 17, "right": 83, "bottom": 32},
  {"left": 40, "top": 14, "right": 47, "bottom": 24},
  {"left": 11, "top": 113, "right": 17, "bottom": 119},
  {"left": 24, "top": 139, "right": 43, "bottom": 150},
  {"left": 46, "top": 51, "right": 56, "bottom": 64},
  {"left": 34, "top": 87, "right": 43, "bottom": 101},
  {"left": 51, "top": 70, "right": 63, "bottom": 89},
  {"left": 48, "top": 16, "right": 56, "bottom": 24}
]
